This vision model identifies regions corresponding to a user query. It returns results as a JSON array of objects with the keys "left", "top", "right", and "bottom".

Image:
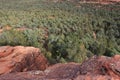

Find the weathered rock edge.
[
  {"left": 0, "top": 46, "right": 48, "bottom": 75},
  {"left": 0, "top": 46, "right": 120, "bottom": 80}
]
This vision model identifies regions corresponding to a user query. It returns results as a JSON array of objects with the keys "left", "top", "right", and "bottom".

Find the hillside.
[{"left": 0, "top": 0, "right": 120, "bottom": 64}]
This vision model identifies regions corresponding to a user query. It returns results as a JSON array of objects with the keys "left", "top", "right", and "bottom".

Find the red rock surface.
[
  {"left": 0, "top": 59, "right": 120, "bottom": 80},
  {"left": 45, "top": 62, "right": 80, "bottom": 79},
  {"left": 78, "top": 55, "right": 120, "bottom": 80},
  {"left": 0, "top": 63, "right": 80, "bottom": 80},
  {"left": 0, "top": 46, "right": 48, "bottom": 75},
  {"left": 0, "top": 46, "right": 120, "bottom": 80}
]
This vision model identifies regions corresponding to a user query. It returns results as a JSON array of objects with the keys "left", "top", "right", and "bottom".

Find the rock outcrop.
[
  {"left": 0, "top": 46, "right": 120, "bottom": 80},
  {"left": 0, "top": 46, "right": 48, "bottom": 75},
  {"left": 76, "top": 55, "right": 120, "bottom": 80},
  {"left": 0, "top": 63, "right": 80, "bottom": 80}
]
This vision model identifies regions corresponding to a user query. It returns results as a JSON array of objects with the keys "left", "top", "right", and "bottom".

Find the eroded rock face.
[
  {"left": 76, "top": 55, "right": 120, "bottom": 80},
  {"left": 45, "top": 62, "right": 80, "bottom": 79},
  {"left": 0, "top": 46, "right": 120, "bottom": 80},
  {"left": 0, "top": 46, "right": 48, "bottom": 75},
  {"left": 79, "top": 55, "right": 120, "bottom": 79},
  {"left": 0, "top": 63, "right": 80, "bottom": 80}
]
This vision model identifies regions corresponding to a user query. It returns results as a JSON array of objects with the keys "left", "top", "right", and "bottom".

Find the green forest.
[{"left": 0, "top": 0, "right": 120, "bottom": 64}]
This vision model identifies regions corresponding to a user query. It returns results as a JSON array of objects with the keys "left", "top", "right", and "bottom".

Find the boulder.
[
  {"left": 45, "top": 62, "right": 80, "bottom": 79},
  {"left": 78, "top": 55, "right": 120, "bottom": 79},
  {"left": 0, "top": 46, "right": 48, "bottom": 75}
]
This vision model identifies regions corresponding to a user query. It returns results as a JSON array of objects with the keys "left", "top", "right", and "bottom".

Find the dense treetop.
[{"left": 0, "top": 0, "right": 120, "bottom": 63}]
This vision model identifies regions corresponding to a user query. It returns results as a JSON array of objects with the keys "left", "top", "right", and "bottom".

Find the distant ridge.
[{"left": 48, "top": 0, "right": 120, "bottom": 3}]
